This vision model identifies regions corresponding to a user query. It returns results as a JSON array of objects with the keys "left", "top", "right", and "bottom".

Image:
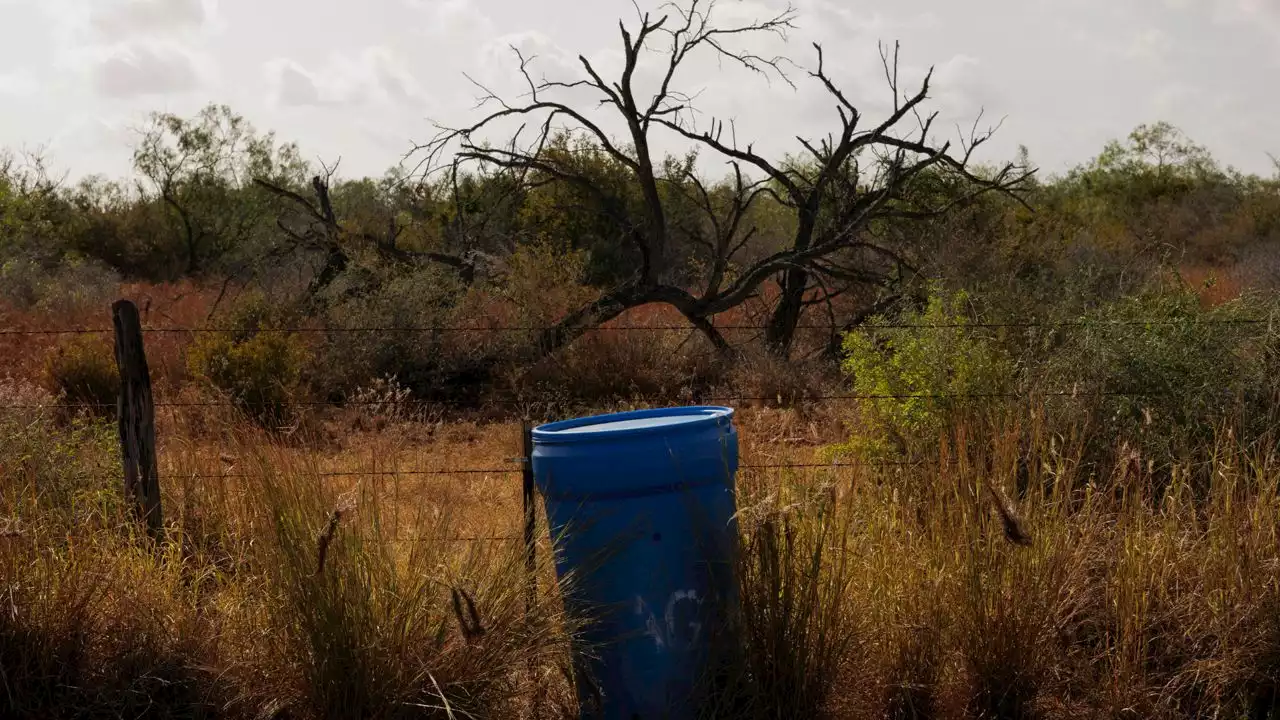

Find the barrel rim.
[{"left": 532, "top": 405, "right": 734, "bottom": 444}]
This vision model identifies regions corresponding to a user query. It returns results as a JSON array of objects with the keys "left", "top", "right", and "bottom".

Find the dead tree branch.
[{"left": 410, "top": 0, "right": 1032, "bottom": 358}]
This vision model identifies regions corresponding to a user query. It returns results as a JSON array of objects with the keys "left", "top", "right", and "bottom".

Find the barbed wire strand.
[
  {"left": 35, "top": 459, "right": 906, "bottom": 546},
  {"left": 144, "top": 461, "right": 915, "bottom": 481},
  {"left": 0, "top": 317, "right": 1273, "bottom": 336},
  {"left": 0, "top": 388, "right": 1199, "bottom": 412}
]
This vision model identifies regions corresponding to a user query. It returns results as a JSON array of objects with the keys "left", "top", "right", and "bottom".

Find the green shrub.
[
  {"left": 496, "top": 240, "right": 598, "bottom": 327},
  {"left": 0, "top": 254, "right": 120, "bottom": 315},
  {"left": 309, "top": 264, "right": 497, "bottom": 403},
  {"left": 187, "top": 293, "right": 307, "bottom": 426},
  {"left": 187, "top": 332, "right": 305, "bottom": 427},
  {"left": 1041, "top": 282, "right": 1280, "bottom": 475},
  {"left": 43, "top": 335, "right": 120, "bottom": 414},
  {"left": 836, "top": 285, "right": 1014, "bottom": 459}
]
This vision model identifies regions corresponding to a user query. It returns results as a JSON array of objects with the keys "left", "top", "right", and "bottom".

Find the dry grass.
[
  {"left": 0, "top": 401, "right": 578, "bottom": 720},
  {"left": 3, "top": 373, "right": 1280, "bottom": 719}
]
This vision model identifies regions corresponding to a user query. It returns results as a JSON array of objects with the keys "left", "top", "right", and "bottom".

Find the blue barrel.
[{"left": 532, "top": 406, "right": 739, "bottom": 719}]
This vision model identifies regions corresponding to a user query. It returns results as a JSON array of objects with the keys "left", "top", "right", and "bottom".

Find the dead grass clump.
[
  {"left": 703, "top": 472, "right": 865, "bottom": 718},
  {"left": 343, "top": 374, "right": 438, "bottom": 433},
  {"left": 1, "top": 405, "right": 578, "bottom": 719},
  {"left": 0, "top": 375, "right": 58, "bottom": 410},
  {"left": 235, "top": 448, "right": 575, "bottom": 719},
  {"left": 718, "top": 349, "right": 837, "bottom": 408},
  {"left": 520, "top": 328, "right": 723, "bottom": 404},
  {"left": 0, "top": 524, "right": 232, "bottom": 719}
]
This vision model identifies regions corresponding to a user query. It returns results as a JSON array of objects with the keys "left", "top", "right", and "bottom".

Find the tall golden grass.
[
  {"left": 3, "top": 391, "right": 1280, "bottom": 719},
  {"left": 0, "top": 404, "right": 578, "bottom": 719}
]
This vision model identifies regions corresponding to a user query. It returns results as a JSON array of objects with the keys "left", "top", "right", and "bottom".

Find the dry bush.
[
  {"left": 342, "top": 374, "right": 437, "bottom": 432},
  {"left": 519, "top": 327, "right": 723, "bottom": 404},
  {"left": 704, "top": 410, "right": 1280, "bottom": 719},
  {"left": 0, "top": 375, "right": 57, "bottom": 410},
  {"left": 0, "top": 406, "right": 121, "bottom": 527},
  {"left": 0, "top": 535, "right": 231, "bottom": 719},
  {"left": 717, "top": 348, "right": 837, "bottom": 407},
  {"left": 42, "top": 334, "right": 119, "bottom": 416},
  {"left": 240, "top": 453, "right": 576, "bottom": 719},
  {"left": 0, "top": 255, "right": 120, "bottom": 318},
  {"left": 307, "top": 265, "right": 510, "bottom": 407},
  {"left": 0, "top": 405, "right": 224, "bottom": 719},
  {"left": 939, "top": 427, "right": 1094, "bottom": 720}
]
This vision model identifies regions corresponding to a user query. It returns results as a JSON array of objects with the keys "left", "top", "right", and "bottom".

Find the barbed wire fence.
[
  {"left": 1, "top": 316, "right": 1272, "bottom": 336},
  {"left": 2, "top": 301, "right": 1276, "bottom": 545}
]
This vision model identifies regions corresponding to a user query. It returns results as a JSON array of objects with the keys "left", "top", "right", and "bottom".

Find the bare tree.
[{"left": 414, "top": 0, "right": 1031, "bottom": 357}]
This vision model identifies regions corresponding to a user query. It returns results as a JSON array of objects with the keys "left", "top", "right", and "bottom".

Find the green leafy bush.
[
  {"left": 1041, "top": 282, "right": 1280, "bottom": 474},
  {"left": 836, "top": 285, "right": 1014, "bottom": 459},
  {"left": 495, "top": 240, "right": 598, "bottom": 327},
  {"left": 43, "top": 335, "right": 120, "bottom": 414},
  {"left": 187, "top": 293, "right": 307, "bottom": 427}
]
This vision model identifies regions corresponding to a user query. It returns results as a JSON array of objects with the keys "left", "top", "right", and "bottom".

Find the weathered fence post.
[
  {"left": 522, "top": 422, "right": 537, "bottom": 619},
  {"left": 112, "top": 299, "right": 163, "bottom": 543}
]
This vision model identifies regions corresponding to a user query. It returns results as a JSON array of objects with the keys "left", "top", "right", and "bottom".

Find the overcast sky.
[{"left": 1, "top": 0, "right": 1278, "bottom": 183}]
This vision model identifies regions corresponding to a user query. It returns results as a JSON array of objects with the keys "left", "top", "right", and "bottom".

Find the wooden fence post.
[
  {"left": 522, "top": 422, "right": 537, "bottom": 619},
  {"left": 112, "top": 299, "right": 163, "bottom": 543}
]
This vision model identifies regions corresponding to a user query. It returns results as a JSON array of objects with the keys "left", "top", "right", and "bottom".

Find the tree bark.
[
  {"left": 308, "top": 245, "right": 349, "bottom": 298},
  {"left": 765, "top": 266, "right": 810, "bottom": 358},
  {"left": 536, "top": 283, "right": 729, "bottom": 360}
]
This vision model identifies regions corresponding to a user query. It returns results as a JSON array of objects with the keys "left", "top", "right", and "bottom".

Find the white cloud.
[
  {"left": 930, "top": 54, "right": 992, "bottom": 118},
  {"left": 91, "top": 41, "right": 205, "bottom": 97},
  {"left": 1201, "top": 0, "right": 1280, "bottom": 44},
  {"left": 1214, "top": 0, "right": 1276, "bottom": 21},
  {"left": 5, "top": 0, "right": 1280, "bottom": 181},
  {"left": 91, "top": 0, "right": 208, "bottom": 39},
  {"left": 1127, "top": 28, "right": 1172, "bottom": 61},
  {"left": 365, "top": 48, "right": 424, "bottom": 105},
  {"left": 801, "top": 0, "right": 941, "bottom": 39},
  {"left": 475, "top": 30, "right": 580, "bottom": 96},
  {"left": 265, "top": 48, "right": 425, "bottom": 108},
  {"left": 1151, "top": 82, "right": 1198, "bottom": 115},
  {"left": 411, "top": 0, "right": 495, "bottom": 39},
  {"left": 0, "top": 71, "right": 39, "bottom": 97},
  {"left": 266, "top": 59, "right": 325, "bottom": 106},
  {"left": 50, "top": 114, "right": 137, "bottom": 156},
  {"left": 35, "top": 0, "right": 219, "bottom": 103}
]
